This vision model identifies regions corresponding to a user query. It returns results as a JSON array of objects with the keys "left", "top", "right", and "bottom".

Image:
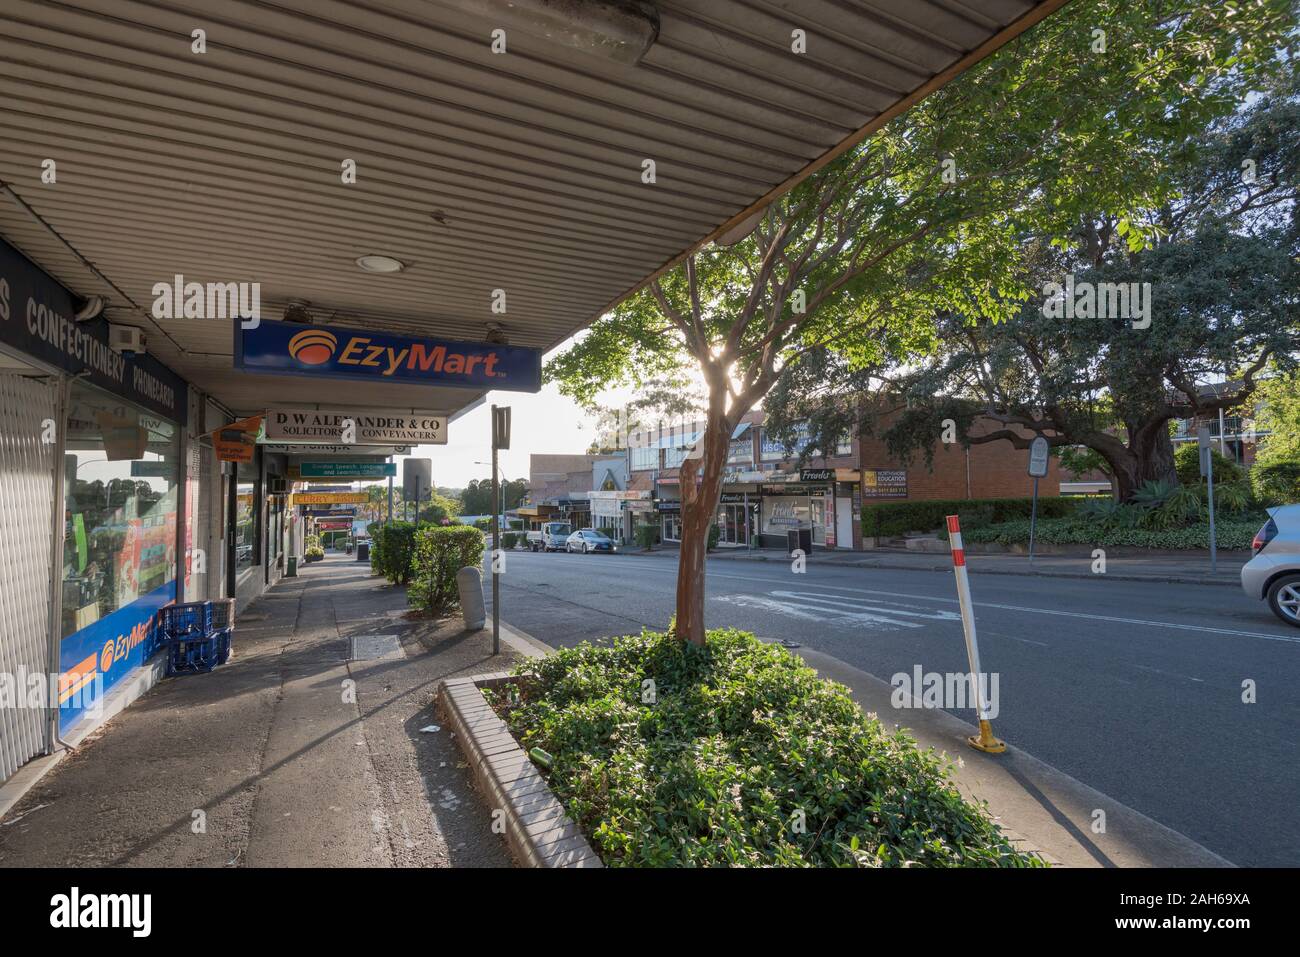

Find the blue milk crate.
[
  {"left": 167, "top": 634, "right": 223, "bottom": 675},
  {"left": 214, "top": 627, "right": 233, "bottom": 665},
  {"left": 158, "top": 601, "right": 213, "bottom": 642}
]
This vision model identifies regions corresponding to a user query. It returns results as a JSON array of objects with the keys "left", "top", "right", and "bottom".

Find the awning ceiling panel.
[{"left": 0, "top": 0, "right": 1063, "bottom": 418}]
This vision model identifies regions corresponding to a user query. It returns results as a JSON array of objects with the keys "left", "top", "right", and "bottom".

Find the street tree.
[
  {"left": 770, "top": 67, "right": 1300, "bottom": 501},
  {"left": 546, "top": 0, "right": 1295, "bottom": 644}
]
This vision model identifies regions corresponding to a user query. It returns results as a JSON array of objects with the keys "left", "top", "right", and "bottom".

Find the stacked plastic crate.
[
  {"left": 157, "top": 601, "right": 218, "bottom": 675},
  {"left": 210, "top": 598, "right": 235, "bottom": 666}
]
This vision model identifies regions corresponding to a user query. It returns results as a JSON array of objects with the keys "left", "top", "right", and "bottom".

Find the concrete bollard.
[{"left": 457, "top": 566, "right": 486, "bottom": 630}]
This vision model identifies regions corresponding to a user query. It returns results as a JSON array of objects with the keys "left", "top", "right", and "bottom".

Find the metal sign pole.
[
  {"left": 1028, "top": 475, "right": 1040, "bottom": 563},
  {"left": 491, "top": 411, "right": 501, "bottom": 655},
  {"left": 1199, "top": 425, "right": 1217, "bottom": 574}
]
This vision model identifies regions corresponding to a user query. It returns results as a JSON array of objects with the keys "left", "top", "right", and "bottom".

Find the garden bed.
[{"left": 483, "top": 629, "right": 1043, "bottom": 868}]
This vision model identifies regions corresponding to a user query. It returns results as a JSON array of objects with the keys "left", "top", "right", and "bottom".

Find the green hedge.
[
  {"left": 489, "top": 630, "right": 1040, "bottom": 868},
  {"left": 409, "top": 525, "right": 486, "bottom": 614},
  {"left": 369, "top": 521, "right": 418, "bottom": 584},
  {"left": 961, "top": 516, "right": 1263, "bottom": 549},
  {"left": 862, "top": 497, "right": 1081, "bottom": 538},
  {"left": 1251, "top": 460, "right": 1300, "bottom": 506}
]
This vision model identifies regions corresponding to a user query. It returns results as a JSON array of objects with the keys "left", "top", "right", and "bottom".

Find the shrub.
[
  {"left": 961, "top": 516, "right": 1264, "bottom": 549},
  {"left": 502, "top": 531, "right": 521, "bottom": 549},
  {"left": 634, "top": 523, "right": 659, "bottom": 550},
  {"left": 1250, "top": 460, "right": 1300, "bottom": 506},
  {"left": 862, "top": 497, "right": 1081, "bottom": 538},
  {"left": 488, "top": 630, "right": 1042, "bottom": 868},
  {"left": 369, "top": 521, "right": 419, "bottom": 584},
  {"left": 409, "top": 525, "right": 486, "bottom": 614},
  {"left": 707, "top": 523, "right": 720, "bottom": 550},
  {"left": 1174, "top": 442, "right": 1244, "bottom": 485}
]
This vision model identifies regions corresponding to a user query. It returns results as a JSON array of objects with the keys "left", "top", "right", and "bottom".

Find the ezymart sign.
[{"left": 266, "top": 408, "right": 446, "bottom": 445}]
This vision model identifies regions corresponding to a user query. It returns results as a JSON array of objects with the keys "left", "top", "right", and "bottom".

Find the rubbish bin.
[
  {"left": 286, "top": 555, "right": 297, "bottom": 577},
  {"left": 356, "top": 541, "right": 370, "bottom": 562}
]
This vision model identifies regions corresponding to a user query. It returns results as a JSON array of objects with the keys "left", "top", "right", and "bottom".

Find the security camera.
[{"left": 74, "top": 295, "right": 105, "bottom": 322}]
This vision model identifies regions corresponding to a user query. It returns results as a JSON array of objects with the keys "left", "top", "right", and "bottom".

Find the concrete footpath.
[
  {"left": 621, "top": 543, "right": 1246, "bottom": 587},
  {"left": 0, "top": 554, "right": 526, "bottom": 867}
]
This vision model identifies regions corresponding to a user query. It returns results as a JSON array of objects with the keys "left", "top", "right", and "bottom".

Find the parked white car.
[
  {"left": 526, "top": 522, "right": 572, "bottom": 552},
  {"left": 1241, "top": 504, "right": 1300, "bottom": 627}
]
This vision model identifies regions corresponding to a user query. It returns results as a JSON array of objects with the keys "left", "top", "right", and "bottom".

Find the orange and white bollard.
[{"left": 946, "top": 515, "right": 1006, "bottom": 754}]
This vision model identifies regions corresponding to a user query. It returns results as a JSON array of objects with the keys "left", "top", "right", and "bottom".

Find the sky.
[{"left": 392, "top": 379, "right": 596, "bottom": 489}]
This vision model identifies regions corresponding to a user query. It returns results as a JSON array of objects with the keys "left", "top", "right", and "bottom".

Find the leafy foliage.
[
  {"left": 369, "top": 521, "right": 419, "bottom": 584},
  {"left": 409, "top": 525, "right": 486, "bottom": 615},
  {"left": 491, "top": 630, "right": 1042, "bottom": 868},
  {"left": 963, "top": 517, "right": 1264, "bottom": 549},
  {"left": 1174, "top": 443, "right": 1245, "bottom": 485},
  {"left": 862, "top": 497, "right": 1081, "bottom": 537},
  {"left": 1251, "top": 460, "right": 1300, "bottom": 505}
]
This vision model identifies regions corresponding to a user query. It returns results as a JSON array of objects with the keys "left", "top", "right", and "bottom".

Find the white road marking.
[
  {"left": 717, "top": 592, "right": 925, "bottom": 629},
  {"left": 694, "top": 571, "right": 1300, "bottom": 645},
  {"left": 1131, "top": 663, "right": 1204, "bottom": 683}
]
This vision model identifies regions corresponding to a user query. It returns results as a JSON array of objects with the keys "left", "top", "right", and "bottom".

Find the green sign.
[{"left": 298, "top": 462, "right": 396, "bottom": 478}]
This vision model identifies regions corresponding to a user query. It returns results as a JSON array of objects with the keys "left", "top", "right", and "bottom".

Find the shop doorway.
[
  {"left": 719, "top": 503, "right": 751, "bottom": 546},
  {"left": 836, "top": 496, "right": 853, "bottom": 549}
]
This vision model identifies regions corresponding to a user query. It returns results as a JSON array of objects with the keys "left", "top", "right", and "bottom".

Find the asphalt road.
[{"left": 487, "top": 549, "right": 1300, "bottom": 867}]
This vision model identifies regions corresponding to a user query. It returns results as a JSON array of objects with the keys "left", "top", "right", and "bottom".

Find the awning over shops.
[{"left": 0, "top": 0, "right": 1068, "bottom": 422}]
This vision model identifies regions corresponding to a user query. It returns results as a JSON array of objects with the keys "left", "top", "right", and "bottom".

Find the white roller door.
[{"left": 0, "top": 372, "right": 57, "bottom": 782}]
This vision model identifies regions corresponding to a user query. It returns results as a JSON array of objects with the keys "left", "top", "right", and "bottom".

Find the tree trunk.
[
  {"left": 672, "top": 407, "right": 733, "bottom": 646},
  {"left": 1090, "top": 417, "right": 1179, "bottom": 501}
]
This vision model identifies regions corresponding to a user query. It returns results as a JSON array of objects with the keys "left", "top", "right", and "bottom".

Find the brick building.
[{"left": 644, "top": 409, "right": 1060, "bottom": 551}]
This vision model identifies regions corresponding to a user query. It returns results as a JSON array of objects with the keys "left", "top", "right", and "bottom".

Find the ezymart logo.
[
  {"left": 288, "top": 329, "right": 338, "bottom": 365},
  {"left": 285, "top": 327, "right": 503, "bottom": 378}
]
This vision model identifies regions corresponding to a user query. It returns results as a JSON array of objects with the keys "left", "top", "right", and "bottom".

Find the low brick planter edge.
[{"left": 436, "top": 672, "right": 603, "bottom": 868}]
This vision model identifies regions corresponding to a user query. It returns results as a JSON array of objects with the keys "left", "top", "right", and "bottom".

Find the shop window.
[
  {"left": 61, "top": 382, "right": 178, "bottom": 638},
  {"left": 235, "top": 479, "right": 257, "bottom": 571}
]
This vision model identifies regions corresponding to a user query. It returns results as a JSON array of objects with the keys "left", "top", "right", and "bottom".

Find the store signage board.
[
  {"left": 297, "top": 462, "right": 396, "bottom": 479},
  {"left": 235, "top": 317, "right": 542, "bottom": 392},
  {"left": 213, "top": 414, "right": 262, "bottom": 463},
  {"left": 261, "top": 443, "right": 411, "bottom": 457},
  {"left": 862, "top": 469, "right": 908, "bottom": 499},
  {"left": 799, "top": 468, "right": 835, "bottom": 482},
  {"left": 0, "top": 238, "right": 187, "bottom": 423},
  {"left": 292, "top": 492, "right": 368, "bottom": 505},
  {"left": 266, "top": 408, "right": 446, "bottom": 445}
]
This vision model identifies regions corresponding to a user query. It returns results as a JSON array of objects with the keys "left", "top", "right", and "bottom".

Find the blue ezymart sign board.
[{"left": 235, "top": 318, "right": 542, "bottom": 392}]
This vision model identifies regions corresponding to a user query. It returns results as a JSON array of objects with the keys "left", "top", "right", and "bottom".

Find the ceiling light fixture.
[
  {"left": 442, "top": 0, "right": 659, "bottom": 64},
  {"left": 355, "top": 254, "right": 406, "bottom": 274}
]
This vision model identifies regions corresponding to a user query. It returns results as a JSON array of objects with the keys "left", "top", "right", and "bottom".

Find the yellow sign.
[{"left": 291, "top": 492, "right": 368, "bottom": 505}]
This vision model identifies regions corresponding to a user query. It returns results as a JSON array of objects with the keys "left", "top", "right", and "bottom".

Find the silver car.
[{"left": 1241, "top": 504, "right": 1300, "bottom": 627}]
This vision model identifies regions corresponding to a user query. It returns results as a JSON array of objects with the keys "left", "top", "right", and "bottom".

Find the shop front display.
[{"left": 59, "top": 381, "right": 179, "bottom": 732}]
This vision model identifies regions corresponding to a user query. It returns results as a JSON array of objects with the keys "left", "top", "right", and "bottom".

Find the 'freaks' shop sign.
[{"left": 235, "top": 318, "right": 542, "bottom": 392}]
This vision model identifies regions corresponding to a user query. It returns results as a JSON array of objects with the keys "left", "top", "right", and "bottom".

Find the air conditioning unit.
[
  {"left": 108, "top": 324, "right": 146, "bottom": 355},
  {"left": 268, "top": 477, "right": 288, "bottom": 495}
]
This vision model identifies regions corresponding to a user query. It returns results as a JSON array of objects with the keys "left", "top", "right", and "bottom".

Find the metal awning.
[{"left": 0, "top": 0, "right": 1068, "bottom": 420}]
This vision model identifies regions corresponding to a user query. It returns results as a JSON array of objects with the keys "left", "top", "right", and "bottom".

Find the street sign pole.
[
  {"left": 1026, "top": 436, "right": 1050, "bottom": 563},
  {"left": 1028, "top": 475, "right": 1040, "bottom": 563},
  {"left": 491, "top": 406, "right": 511, "bottom": 656},
  {"left": 1199, "top": 426, "right": 1218, "bottom": 573}
]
